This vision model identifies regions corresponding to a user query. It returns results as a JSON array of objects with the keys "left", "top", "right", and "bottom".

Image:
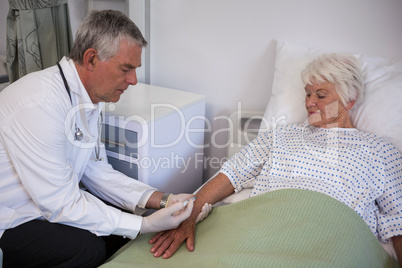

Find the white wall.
[
  {"left": 147, "top": 0, "right": 402, "bottom": 180},
  {"left": 68, "top": 0, "right": 89, "bottom": 35}
]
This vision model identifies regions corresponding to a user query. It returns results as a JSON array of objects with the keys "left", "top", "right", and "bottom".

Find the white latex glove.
[
  {"left": 167, "top": 194, "right": 212, "bottom": 223},
  {"left": 166, "top": 194, "right": 194, "bottom": 207},
  {"left": 140, "top": 199, "right": 194, "bottom": 234},
  {"left": 195, "top": 203, "right": 213, "bottom": 223}
]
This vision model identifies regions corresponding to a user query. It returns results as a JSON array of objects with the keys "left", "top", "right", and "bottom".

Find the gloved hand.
[
  {"left": 167, "top": 194, "right": 213, "bottom": 224},
  {"left": 140, "top": 199, "right": 194, "bottom": 234},
  {"left": 195, "top": 203, "right": 213, "bottom": 223},
  {"left": 166, "top": 194, "right": 194, "bottom": 207}
]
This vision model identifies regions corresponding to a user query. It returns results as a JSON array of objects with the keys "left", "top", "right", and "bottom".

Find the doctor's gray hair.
[
  {"left": 301, "top": 53, "right": 364, "bottom": 107},
  {"left": 70, "top": 9, "right": 147, "bottom": 64}
]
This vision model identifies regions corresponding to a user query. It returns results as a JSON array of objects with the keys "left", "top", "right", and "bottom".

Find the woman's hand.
[
  {"left": 149, "top": 173, "right": 233, "bottom": 258},
  {"left": 149, "top": 217, "right": 196, "bottom": 258}
]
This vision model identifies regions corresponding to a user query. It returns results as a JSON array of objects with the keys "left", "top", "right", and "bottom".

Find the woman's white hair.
[{"left": 301, "top": 53, "right": 364, "bottom": 107}]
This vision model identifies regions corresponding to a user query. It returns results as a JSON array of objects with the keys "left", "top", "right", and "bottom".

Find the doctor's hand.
[
  {"left": 166, "top": 194, "right": 194, "bottom": 207},
  {"left": 140, "top": 199, "right": 194, "bottom": 234},
  {"left": 168, "top": 194, "right": 213, "bottom": 223},
  {"left": 195, "top": 203, "right": 212, "bottom": 223}
]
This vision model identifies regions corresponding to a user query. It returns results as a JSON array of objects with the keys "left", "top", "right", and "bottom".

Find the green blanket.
[{"left": 101, "top": 189, "right": 398, "bottom": 268}]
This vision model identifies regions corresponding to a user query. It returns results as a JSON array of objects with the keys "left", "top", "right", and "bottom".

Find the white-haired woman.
[
  {"left": 149, "top": 53, "right": 402, "bottom": 264},
  {"left": 302, "top": 53, "right": 363, "bottom": 128}
]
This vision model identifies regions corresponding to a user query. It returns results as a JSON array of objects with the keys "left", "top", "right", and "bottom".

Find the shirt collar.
[{"left": 59, "top": 57, "right": 105, "bottom": 116}]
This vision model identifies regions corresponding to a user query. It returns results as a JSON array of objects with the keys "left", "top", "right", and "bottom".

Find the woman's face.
[{"left": 305, "top": 82, "right": 354, "bottom": 128}]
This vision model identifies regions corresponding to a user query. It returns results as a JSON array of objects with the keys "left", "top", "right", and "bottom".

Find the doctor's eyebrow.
[{"left": 122, "top": 63, "right": 141, "bottom": 69}]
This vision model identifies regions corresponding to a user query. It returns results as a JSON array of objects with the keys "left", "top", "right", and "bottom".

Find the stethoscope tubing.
[{"left": 57, "top": 62, "right": 103, "bottom": 161}]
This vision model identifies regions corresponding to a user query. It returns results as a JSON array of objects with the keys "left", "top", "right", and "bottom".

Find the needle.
[{"left": 183, "top": 197, "right": 196, "bottom": 207}]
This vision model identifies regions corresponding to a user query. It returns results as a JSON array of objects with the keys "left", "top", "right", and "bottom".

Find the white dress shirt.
[{"left": 0, "top": 57, "right": 156, "bottom": 239}]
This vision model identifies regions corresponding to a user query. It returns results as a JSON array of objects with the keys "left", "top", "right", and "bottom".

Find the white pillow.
[{"left": 262, "top": 40, "right": 402, "bottom": 153}]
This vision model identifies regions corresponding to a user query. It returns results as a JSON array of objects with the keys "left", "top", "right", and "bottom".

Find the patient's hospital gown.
[{"left": 221, "top": 122, "right": 402, "bottom": 242}]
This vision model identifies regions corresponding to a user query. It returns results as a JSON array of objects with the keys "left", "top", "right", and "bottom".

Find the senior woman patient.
[{"left": 149, "top": 53, "right": 402, "bottom": 263}]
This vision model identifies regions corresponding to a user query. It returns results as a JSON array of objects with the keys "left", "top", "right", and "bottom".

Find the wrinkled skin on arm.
[{"left": 149, "top": 173, "right": 235, "bottom": 258}]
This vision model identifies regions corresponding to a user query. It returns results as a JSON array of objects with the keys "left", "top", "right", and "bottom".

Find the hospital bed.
[{"left": 101, "top": 40, "right": 402, "bottom": 267}]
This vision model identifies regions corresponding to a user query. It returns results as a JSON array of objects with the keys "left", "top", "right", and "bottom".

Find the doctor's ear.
[{"left": 82, "top": 48, "right": 98, "bottom": 71}]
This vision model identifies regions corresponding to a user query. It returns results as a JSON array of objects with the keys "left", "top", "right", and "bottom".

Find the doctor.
[{"left": 0, "top": 10, "right": 208, "bottom": 268}]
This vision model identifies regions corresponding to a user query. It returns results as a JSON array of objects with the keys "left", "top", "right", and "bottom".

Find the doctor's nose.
[{"left": 126, "top": 69, "right": 138, "bottom": 85}]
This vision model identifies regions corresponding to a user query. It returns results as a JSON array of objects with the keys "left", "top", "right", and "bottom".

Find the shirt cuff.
[
  {"left": 137, "top": 189, "right": 156, "bottom": 209},
  {"left": 112, "top": 212, "right": 142, "bottom": 239}
]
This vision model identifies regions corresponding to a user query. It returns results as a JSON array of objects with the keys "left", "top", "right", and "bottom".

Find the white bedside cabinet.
[{"left": 101, "top": 83, "right": 206, "bottom": 194}]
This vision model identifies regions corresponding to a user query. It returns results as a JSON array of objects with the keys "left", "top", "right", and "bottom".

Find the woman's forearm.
[{"left": 190, "top": 173, "right": 235, "bottom": 220}]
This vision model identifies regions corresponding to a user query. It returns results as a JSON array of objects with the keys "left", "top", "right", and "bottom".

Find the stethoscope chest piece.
[{"left": 74, "top": 126, "right": 84, "bottom": 141}]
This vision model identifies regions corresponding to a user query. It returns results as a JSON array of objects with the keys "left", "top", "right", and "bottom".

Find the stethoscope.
[{"left": 57, "top": 62, "right": 103, "bottom": 161}]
